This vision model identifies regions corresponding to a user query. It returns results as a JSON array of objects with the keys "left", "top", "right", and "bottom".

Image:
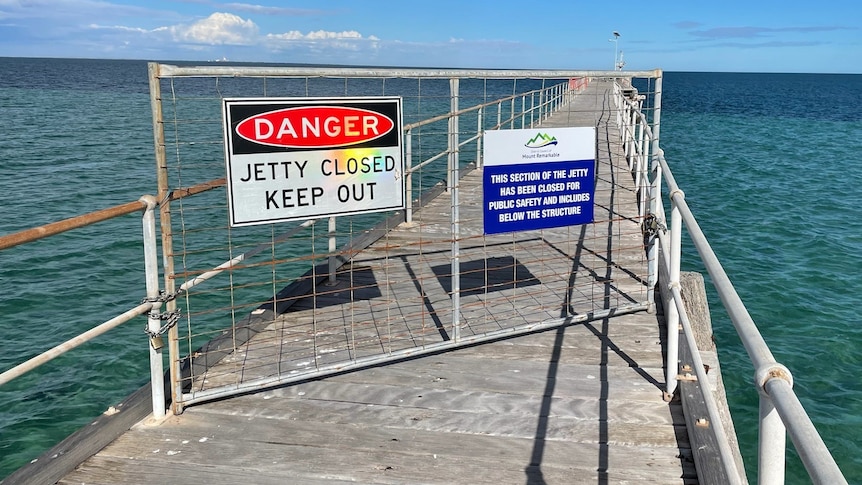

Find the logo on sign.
[
  {"left": 524, "top": 132, "right": 558, "bottom": 149},
  {"left": 235, "top": 106, "right": 395, "bottom": 149}
]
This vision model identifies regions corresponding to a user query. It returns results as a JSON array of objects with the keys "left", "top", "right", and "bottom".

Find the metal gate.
[{"left": 147, "top": 64, "right": 661, "bottom": 411}]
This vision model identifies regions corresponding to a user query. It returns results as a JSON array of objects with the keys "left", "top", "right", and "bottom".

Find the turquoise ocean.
[{"left": 0, "top": 58, "right": 860, "bottom": 482}]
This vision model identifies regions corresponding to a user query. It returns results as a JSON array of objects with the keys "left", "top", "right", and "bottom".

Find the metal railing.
[
  {"left": 0, "top": 196, "right": 166, "bottom": 419},
  {"left": 0, "top": 68, "right": 601, "bottom": 416},
  {"left": 4, "top": 64, "right": 844, "bottom": 484},
  {"left": 613, "top": 80, "right": 848, "bottom": 484},
  {"left": 0, "top": 177, "right": 228, "bottom": 419},
  {"left": 146, "top": 64, "right": 641, "bottom": 410}
]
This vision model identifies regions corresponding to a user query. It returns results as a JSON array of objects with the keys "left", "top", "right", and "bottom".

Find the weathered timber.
[
  {"left": 676, "top": 271, "right": 748, "bottom": 484},
  {"left": 11, "top": 78, "right": 709, "bottom": 484}
]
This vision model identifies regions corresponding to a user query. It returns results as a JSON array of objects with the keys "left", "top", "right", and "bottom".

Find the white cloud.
[
  {"left": 265, "top": 29, "right": 380, "bottom": 53},
  {"left": 267, "top": 29, "right": 375, "bottom": 42},
  {"left": 88, "top": 23, "right": 149, "bottom": 34},
  {"left": 168, "top": 12, "right": 258, "bottom": 45},
  {"left": 0, "top": 2, "right": 384, "bottom": 62}
]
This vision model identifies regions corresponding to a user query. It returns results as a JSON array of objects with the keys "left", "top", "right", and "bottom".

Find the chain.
[
  {"left": 142, "top": 290, "right": 183, "bottom": 350},
  {"left": 141, "top": 289, "right": 184, "bottom": 305},
  {"left": 642, "top": 213, "right": 667, "bottom": 237},
  {"left": 143, "top": 309, "right": 181, "bottom": 338}
]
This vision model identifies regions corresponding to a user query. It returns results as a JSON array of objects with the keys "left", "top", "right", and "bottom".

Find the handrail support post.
[
  {"left": 141, "top": 195, "right": 166, "bottom": 419},
  {"left": 449, "top": 78, "right": 461, "bottom": 343},
  {"left": 759, "top": 397, "right": 787, "bottom": 484},
  {"left": 664, "top": 191, "right": 683, "bottom": 398},
  {"left": 405, "top": 129, "right": 414, "bottom": 223},
  {"left": 328, "top": 216, "right": 337, "bottom": 285}
]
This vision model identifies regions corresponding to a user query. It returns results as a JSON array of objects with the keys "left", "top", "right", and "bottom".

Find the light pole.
[{"left": 609, "top": 31, "right": 620, "bottom": 71}]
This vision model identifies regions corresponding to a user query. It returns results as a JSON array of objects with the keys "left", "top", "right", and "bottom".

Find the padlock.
[{"left": 150, "top": 334, "right": 164, "bottom": 351}]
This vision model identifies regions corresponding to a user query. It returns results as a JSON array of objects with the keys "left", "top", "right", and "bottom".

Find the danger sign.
[{"left": 223, "top": 97, "right": 404, "bottom": 227}]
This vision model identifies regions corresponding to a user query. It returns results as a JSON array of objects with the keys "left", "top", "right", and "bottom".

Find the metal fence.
[
  {"left": 146, "top": 64, "right": 656, "bottom": 410},
  {"left": 1, "top": 62, "right": 847, "bottom": 485}
]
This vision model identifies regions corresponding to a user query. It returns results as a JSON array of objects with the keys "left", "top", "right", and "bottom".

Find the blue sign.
[{"left": 483, "top": 127, "right": 596, "bottom": 235}]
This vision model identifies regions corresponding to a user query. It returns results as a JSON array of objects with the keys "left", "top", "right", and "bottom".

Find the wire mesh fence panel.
[{"left": 148, "top": 64, "right": 659, "bottom": 407}]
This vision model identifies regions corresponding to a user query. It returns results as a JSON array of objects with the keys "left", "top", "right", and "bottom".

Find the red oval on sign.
[{"left": 235, "top": 106, "right": 394, "bottom": 148}]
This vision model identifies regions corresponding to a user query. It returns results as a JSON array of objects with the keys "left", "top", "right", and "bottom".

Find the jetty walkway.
[{"left": 51, "top": 80, "right": 695, "bottom": 484}]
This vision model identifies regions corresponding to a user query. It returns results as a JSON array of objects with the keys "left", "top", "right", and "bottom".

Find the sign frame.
[
  {"left": 222, "top": 96, "right": 404, "bottom": 227},
  {"left": 483, "top": 126, "right": 596, "bottom": 235}
]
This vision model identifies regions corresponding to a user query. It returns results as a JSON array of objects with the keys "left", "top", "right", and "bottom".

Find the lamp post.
[{"left": 609, "top": 31, "right": 620, "bottom": 71}]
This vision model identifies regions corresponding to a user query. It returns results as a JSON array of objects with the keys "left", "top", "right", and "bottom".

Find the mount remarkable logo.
[{"left": 524, "top": 132, "right": 558, "bottom": 149}]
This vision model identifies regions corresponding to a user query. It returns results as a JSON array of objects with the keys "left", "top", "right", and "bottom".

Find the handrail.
[
  {"left": 613, "top": 82, "right": 848, "bottom": 483},
  {"left": 0, "top": 195, "right": 168, "bottom": 421},
  {"left": 404, "top": 82, "right": 567, "bottom": 176},
  {"left": 0, "top": 81, "right": 571, "bottom": 392},
  {"left": 7, "top": 71, "right": 844, "bottom": 483},
  {"left": 0, "top": 178, "right": 226, "bottom": 251},
  {"left": 0, "top": 200, "right": 147, "bottom": 250},
  {"left": 655, "top": 229, "right": 743, "bottom": 484},
  {"left": 657, "top": 149, "right": 846, "bottom": 484},
  {"left": 154, "top": 63, "right": 660, "bottom": 80},
  {"left": 0, "top": 74, "right": 569, "bottom": 372},
  {"left": 0, "top": 301, "right": 154, "bottom": 387},
  {"left": 0, "top": 180, "right": 223, "bottom": 419}
]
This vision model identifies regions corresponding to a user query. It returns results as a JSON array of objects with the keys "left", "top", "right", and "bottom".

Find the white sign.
[
  {"left": 223, "top": 97, "right": 404, "bottom": 227},
  {"left": 483, "top": 127, "right": 596, "bottom": 234}
]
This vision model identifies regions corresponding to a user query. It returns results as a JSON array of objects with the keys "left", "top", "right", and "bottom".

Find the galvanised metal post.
[
  {"left": 524, "top": 94, "right": 529, "bottom": 129},
  {"left": 637, "top": 112, "right": 647, "bottom": 218},
  {"left": 652, "top": 73, "right": 663, "bottom": 165},
  {"left": 510, "top": 95, "right": 515, "bottom": 129},
  {"left": 622, "top": 101, "right": 631, "bottom": 169},
  {"left": 476, "top": 107, "right": 483, "bottom": 168},
  {"left": 630, "top": 104, "right": 636, "bottom": 164},
  {"left": 664, "top": 191, "right": 683, "bottom": 399},
  {"left": 141, "top": 195, "right": 165, "bottom": 419},
  {"left": 405, "top": 129, "right": 414, "bottom": 223},
  {"left": 328, "top": 217, "right": 337, "bottom": 284},
  {"left": 765, "top": 377, "right": 847, "bottom": 484},
  {"left": 449, "top": 78, "right": 461, "bottom": 343},
  {"left": 530, "top": 92, "right": 542, "bottom": 128},
  {"left": 552, "top": 84, "right": 558, "bottom": 113},
  {"left": 759, "top": 396, "right": 786, "bottom": 484},
  {"left": 556, "top": 83, "right": 562, "bottom": 113},
  {"left": 646, "top": 152, "right": 662, "bottom": 312},
  {"left": 632, "top": 108, "right": 642, "bottom": 200},
  {"left": 541, "top": 79, "right": 546, "bottom": 121},
  {"left": 646, "top": 74, "right": 663, "bottom": 311}
]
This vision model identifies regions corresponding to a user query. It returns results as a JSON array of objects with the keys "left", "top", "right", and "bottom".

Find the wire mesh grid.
[{"left": 150, "top": 68, "right": 652, "bottom": 405}]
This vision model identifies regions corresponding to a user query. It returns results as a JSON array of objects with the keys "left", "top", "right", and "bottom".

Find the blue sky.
[{"left": 1, "top": 0, "right": 859, "bottom": 73}]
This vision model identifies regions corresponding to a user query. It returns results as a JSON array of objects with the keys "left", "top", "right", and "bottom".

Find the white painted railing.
[
  {"left": 3, "top": 66, "right": 842, "bottom": 485},
  {"left": 614, "top": 81, "right": 848, "bottom": 485}
]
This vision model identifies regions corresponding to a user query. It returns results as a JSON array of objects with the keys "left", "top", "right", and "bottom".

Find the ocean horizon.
[{"left": 1, "top": 57, "right": 860, "bottom": 482}]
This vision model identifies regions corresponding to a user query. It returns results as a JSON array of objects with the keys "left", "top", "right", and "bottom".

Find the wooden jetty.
[{"left": 22, "top": 80, "right": 700, "bottom": 484}]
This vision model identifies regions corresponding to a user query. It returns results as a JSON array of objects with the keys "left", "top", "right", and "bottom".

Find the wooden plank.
[
  {"left": 48, "top": 79, "right": 704, "bottom": 484},
  {"left": 61, "top": 411, "right": 694, "bottom": 485}
]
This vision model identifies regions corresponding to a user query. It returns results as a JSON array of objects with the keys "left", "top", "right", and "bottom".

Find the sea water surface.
[
  {"left": 660, "top": 71, "right": 862, "bottom": 482},
  {"left": 1, "top": 58, "right": 860, "bottom": 483}
]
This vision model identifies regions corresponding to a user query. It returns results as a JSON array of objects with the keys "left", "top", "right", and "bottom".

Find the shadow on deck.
[{"left": 10, "top": 80, "right": 699, "bottom": 485}]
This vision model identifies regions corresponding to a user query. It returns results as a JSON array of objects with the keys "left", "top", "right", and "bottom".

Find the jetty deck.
[{"left": 55, "top": 81, "right": 697, "bottom": 484}]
